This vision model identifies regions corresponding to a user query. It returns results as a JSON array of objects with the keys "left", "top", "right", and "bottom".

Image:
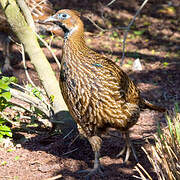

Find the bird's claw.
[
  {"left": 116, "top": 132, "right": 138, "bottom": 163},
  {"left": 78, "top": 165, "right": 104, "bottom": 179}
]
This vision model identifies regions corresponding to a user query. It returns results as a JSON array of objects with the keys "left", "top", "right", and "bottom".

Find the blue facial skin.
[{"left": 91, "top": 63, "right": 103, "bottom": 68}]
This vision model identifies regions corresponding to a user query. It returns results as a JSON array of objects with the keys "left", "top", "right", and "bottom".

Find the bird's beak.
[{"left": 43, "top": 16, "right": 57, "bottom": 23}]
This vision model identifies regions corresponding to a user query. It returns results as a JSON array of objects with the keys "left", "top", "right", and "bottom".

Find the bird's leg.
[
  {"left": 116, "top": 132, "right": 138, "bottom": 163},
  {"left": 2, "top": 37, "right": 13, "bottom": 75},
  {"left": 78, "top": 136, "right": 104, "bottom": 179}
]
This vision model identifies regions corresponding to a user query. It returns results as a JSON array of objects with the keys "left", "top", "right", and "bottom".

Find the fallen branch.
[
  {"left": 0, "top": 112, "right": 19, "bottom": 126},
  {"left": 10, "top": 88, "right": 50, "bottom": 117},
  {"left": 106, "top": 0, "right": 117, "bottom": 7},
  {"left": 44, "top": 174, "right": 62, "bottom": 180}
]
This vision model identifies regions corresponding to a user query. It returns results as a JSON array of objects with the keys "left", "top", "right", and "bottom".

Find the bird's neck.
[{"left": 63, "top": 30, "right": 92, "bottom": 64}]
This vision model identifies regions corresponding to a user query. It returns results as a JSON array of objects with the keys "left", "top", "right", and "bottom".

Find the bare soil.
[{"left": 0, "top": 0, "right": 180, "bottom": 180}]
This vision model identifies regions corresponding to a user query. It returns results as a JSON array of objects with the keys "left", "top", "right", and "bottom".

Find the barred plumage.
[{"left": 44, "top": 9, "right": 166, "bottom": 178}]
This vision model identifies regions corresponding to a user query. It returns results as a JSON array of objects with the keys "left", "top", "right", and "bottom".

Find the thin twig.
[
  {"left": 120, "top": 0, "right": 149, "bottom": 66},
  {"left": 86, "top": 15, "right": 127, "bottom": 33},
  {"left": 44, "top": 174, "right": 62, "bottom": 180},
  {"left": 21, "top": 44, "right": 36, "bottom": 87},
  {"left": 106, "top": 0, "right": 117, "bottom": 7},
  {"left": 132, "top": 175, "right": 142, "bottom": 179},
  {"left": 68, "top": 134, "right": 80, "bottom": 148},
  {"left": 134, "top": 165, "right": 147, "bottom": 180},
  {"left": 9, "top": 101, "right": 33, "bottom": 114},
  {"left": 21, "top": 44, "right": 52, "bottom": 113},
  {"left": 0, "top": 112, "right": 19, "bottom": 126},
  {"left": 86, "top": 16, "right": 106, "bottom": 32},
  {"left": 63, "top": 128, "right": 74, "bottom": 140},
  {"left": 62, "top": 148, "right": 79, "bottom": 156},
  {"left": 35, "top": 33, "right": 61, "bottom": 71},
  {"left": 10, "top": 82, "right": 32, "bottom": 93},
  {"left": 137, "top": 163, "right": 153, "bottom": 180}
]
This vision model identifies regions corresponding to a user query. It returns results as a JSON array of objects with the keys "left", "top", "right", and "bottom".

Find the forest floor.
[{"left": 0, "top": 0, "right": 180, "bottom": 180}]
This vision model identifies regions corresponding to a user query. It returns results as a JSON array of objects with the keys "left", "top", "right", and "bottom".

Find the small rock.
[
  {"left": 16, "top": 143, "right": 22, "bottom": 148},
  {"left": 38, "top": 165, "right": 51, "bottom": 172},
  {"left": 132, "top": 58, "right": 143, "bottom": 71}
]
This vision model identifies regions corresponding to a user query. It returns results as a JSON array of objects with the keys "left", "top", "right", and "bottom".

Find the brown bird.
[
  {"left": 44, "top": 9, "right": 166, "bottom": 178},
  {"left": 0, "top": 0, "right": 54, "bottom": 75}
]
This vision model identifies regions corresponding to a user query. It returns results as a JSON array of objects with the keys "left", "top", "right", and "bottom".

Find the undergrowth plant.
[
  {"left": 0, "top": 76, "right": 17, "bottom": 139},
  {"left": 0, "top": 74, "right": 52, "bottom": 143},
  {"left": 136, "top": 103, "right": 180, "bottom": 180}
]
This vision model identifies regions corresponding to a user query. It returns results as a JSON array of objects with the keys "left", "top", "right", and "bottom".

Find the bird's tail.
[{"left": 141, "top": 99, "right": 166, "bottom": 112}]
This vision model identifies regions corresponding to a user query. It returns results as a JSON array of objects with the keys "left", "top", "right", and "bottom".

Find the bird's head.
[{"left": 44, "top": 9, "right": 84, "bottom": 39}]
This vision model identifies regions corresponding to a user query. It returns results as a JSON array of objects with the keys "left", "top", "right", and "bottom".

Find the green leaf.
[
  {"left": 1, "top": 76, "right": 10, "bottom": 83},
  {"left": 7, "top": 148, "right": 14, "bottom": 152},
  {"left": 127, "top": 60, "right": 133, "bottom": 65},
  {"left": 115, "top": 58, "right": 119, "bottom": 62},
  {"left": 50, "top": 95, "right": 55, "bottom": 103},
  {"left": 174, "top": 102, "right": 179, "bottom": 113},
  {"left": 133, "top": 30, "right": 145, "bottom": 35},
  {"left": 39, "top": 34, "right": 47, "bottom": 39},
  {"left": 112, "top": 31, "right": 118, "bottom": 38},
  {"left": 1, "top": 76, "right": 17, "bottom": 84},
  {"left": 0, "top": 125, "right": 12, "bottom": 137},
  {"left": 166, "top": 115, "right": 174, "bottom": 140},
  {"left": 163, "top": 62, "right": 169, "bottom": 67},
  {"left": 175, "top": 121, "right": 180, "bottom": 145},
  {"left": 0, "top": 118, "right": 6, "bottom": 124},
  {"left": 9, "top": 76, "right": 18, "bottom": 83},
  {"left": 32, "top": 88, "right": 42, "bottom": 100},
  {"left": 0, "top": 80, "right": 9, "bottom": 90},
  {"left": 0, "top": 91, "right": 11, "bottom": 101},
  {"left": 0, "top": 97, "right": 12, "bottom": 111},
  {"left": 14, "top": 156, "right": 20, "bottom": 161},
  {"left": 26, "top": 123, "right": 38, "bottom": 128},
  {"left": 1, "top": 161, "right": 7, "bottom": 166}
]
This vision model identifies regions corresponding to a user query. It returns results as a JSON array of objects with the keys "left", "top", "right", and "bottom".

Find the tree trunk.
[{"left": 0, "top": 0, "right": 73, "bottom": 129}]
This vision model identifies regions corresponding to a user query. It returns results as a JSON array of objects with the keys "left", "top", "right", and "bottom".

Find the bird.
[
  {"left": 0, "top": 0, "right": 54, "bottom": 75},
  {"left": 44, "top": 9, "right": 166, "bottom": 178}
]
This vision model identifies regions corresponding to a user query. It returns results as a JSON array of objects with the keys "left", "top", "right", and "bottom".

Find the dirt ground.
[{"left": 0, "top": 0, "right": 180, "bottom": 180}]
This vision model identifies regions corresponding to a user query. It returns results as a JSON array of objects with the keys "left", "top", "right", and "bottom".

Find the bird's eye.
[{"left": 58, "top": 13, "right": 70, "bottom": 20}]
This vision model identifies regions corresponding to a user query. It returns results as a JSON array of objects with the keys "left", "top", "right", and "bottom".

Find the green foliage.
[
  {"left": 110, "top": 31, "right": 120, "bottom": 40},
  {"left": 1, "top": 161, "right": 7, "bottom": 166},
  {"left": 26, "top": 84, "right": 43, "bottom": 100},
  {"left": 0, "top": 125, "right": 12, "bottom": 138},
  {"left": 14, "top": 156, "right": 20, "bottom": 161},
  {"left": 0, "top": 76, "right": 17, "bottom": 101},
  {"left": 0, "top": 79, "right": 11, "bottom": 101},
  {"left": 32, "top": 88, "right": 43, "bottom": 100},
  {"left": 133, "top": 30, "right": 146, "bottom": 36},
  {"left": 0, "top": 76, "right": 17, "bottom": 139},
  {"left": 163, "top": 62, "right": 169, "bottom": 67}
]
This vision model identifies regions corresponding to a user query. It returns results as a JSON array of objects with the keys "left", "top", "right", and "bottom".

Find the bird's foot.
[
  {"left": 116, "top": 132, "right": 138, "bottom": 163},
  {"left": 78, "top": 165, "right": 104, "bottom": 180},
  {"left": 116, "top": 144, "right": 131, "bottom": 163}
]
